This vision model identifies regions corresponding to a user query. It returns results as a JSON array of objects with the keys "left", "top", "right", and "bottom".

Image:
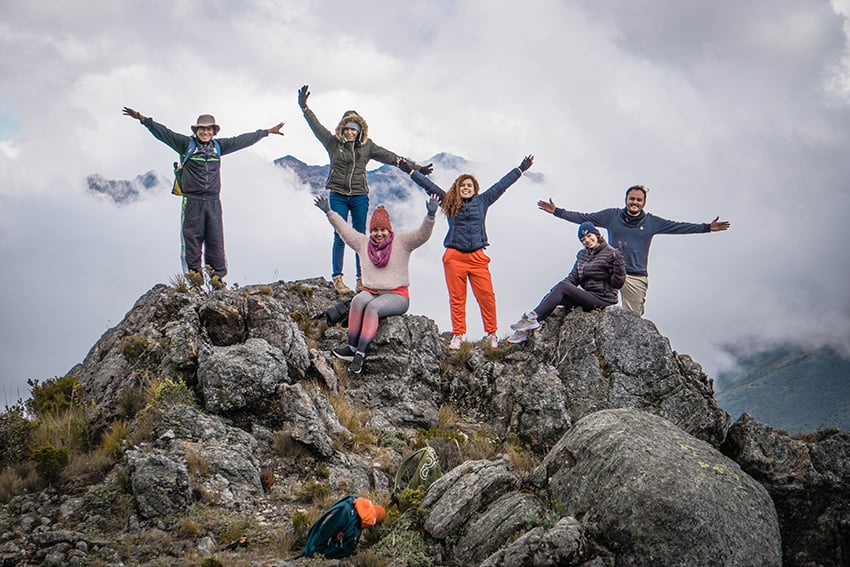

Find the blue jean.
[{"left": 329, "top": 192, "right": 369, "bottom": 277}]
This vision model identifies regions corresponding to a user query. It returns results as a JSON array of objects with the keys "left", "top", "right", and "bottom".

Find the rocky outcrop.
[
  {"left": 723, "top": 413, "right": 850, "bottom": 566},
  {"left": 540, "top": 409, "right": 781, "bottom": 566},
  {"left": 1, "top": 278, "right": 844, "bottom": 566}
]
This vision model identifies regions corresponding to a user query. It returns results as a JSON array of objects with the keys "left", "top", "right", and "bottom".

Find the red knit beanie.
[{"left": 369, "top": 206, "right": 392, "bottom": 232}]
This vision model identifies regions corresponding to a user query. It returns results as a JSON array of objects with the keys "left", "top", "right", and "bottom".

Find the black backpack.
[{"left": 300, "top": 495, "right": 362, "bottom": 559}]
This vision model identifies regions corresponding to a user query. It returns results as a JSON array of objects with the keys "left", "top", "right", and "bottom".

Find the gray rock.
[
  {"left": 278, "top": 382, "right": 349, "bottom": 458},
  {"left": 126, "top": 449, "right": 191, "bottom": 520},
  {"left": 198, "top": 338, "right": 289, "bottom": 413},
  {"left": 723, "top": 413, "right": 850, "bottom": 566},
  {"left": 543, "top": 408, "right": 782, "bottom": 567},
  {"left": 480, "top": 516, "right": 588, "bottom": 567}
]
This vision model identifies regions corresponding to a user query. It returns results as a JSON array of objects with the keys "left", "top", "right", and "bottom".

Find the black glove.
[
  {"left": 314, "top": 195, "right": 330, "bottom": 213},
  {"left": 426, "top": 195, "right": 440, "bottom": 217},
  {"left": 397, "top": 158, "right": 414, "bottom": 174},
  {"left": 419, "top": 162, "right": 434, "bottom": 176},
  {"left": 519, "top": 154, "right": 534, "bottom": 172},
  {"left": 298, "top": 85, "right": 310, "bottom": 109}
]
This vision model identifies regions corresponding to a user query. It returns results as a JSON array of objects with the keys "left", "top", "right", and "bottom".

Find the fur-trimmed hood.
[{"left": 335, "top": 111, "right": 369, "bottom": 144}]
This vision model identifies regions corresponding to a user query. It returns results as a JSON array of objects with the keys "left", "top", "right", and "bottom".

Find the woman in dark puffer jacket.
[{"left": 508, "top": 221, "right": 626, "bottom": 343}]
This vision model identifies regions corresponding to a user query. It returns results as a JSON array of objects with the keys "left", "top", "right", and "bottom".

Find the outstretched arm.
[
  {"left": 314, "top": 195, "right": 367, "bottom": 249},
  {"left": 400, "top": 159, "right": 447, "bottom": 199},
  {"left": 298, "top": 84, "right": 336, "bottom": 148},
  {"left": 538, "top": 198, "right": 557, "bottom": 214},
  {"left": 122, "top": 107, "right": 145, "bottom": 123},
  {"left": 477, "top": 154, "right": 533, "bottom": 207},
  {"left": 122, "top": 106, "right": 188, "bottom": 153},
  {"left": 266, "top": 122, "right": 285, "bottom": 136}
]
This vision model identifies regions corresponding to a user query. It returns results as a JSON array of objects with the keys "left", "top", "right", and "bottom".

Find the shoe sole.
[
  {"left": 507, "top": 333, "right": 529, "bottom": 344},
  {"left": 510, "top": 321, "right": 540, "bottom": 331},
  {"left": 332, "top": 350, "right": 355, "bottom": 362}
]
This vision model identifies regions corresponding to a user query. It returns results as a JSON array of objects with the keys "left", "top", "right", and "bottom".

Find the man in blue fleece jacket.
[{"left": 538, "top": 185, "right": 730, "bottom": 316}]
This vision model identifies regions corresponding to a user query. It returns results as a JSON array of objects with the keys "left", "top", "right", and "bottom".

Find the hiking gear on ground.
[
  {"left": 485, "top": 334, "right": 499, "bottom": 348},
  {"left": 349, "top": 353, "right": 364, "bottom": 374},
  {"left": 191, "top": 114, "right": 220, "bottom": 134},
  {"left": 508, "top": 330, "right": 529, "bottom": 344},
  {"left": 426, "top": 196, "right": 440, "bottom": 217},
  {"left": 519, "top": 155, "right": 534, "bottom": 171},
  {"left": 333, "top": 345, "right": 355, "bottom": 361},
  {"left": 210, "top": 275, "right": 226, "bottom": 290},
  {"left": 172, "top": 138, "right": 221, "bottom": 196},
  {"left": 369, "top": 206, "right": 392, "bottom": 232},
  {"left": 333, "top": 275, "right": 353, "bottom": 294},
  {"left": 449, "top": 334, "right": 464, "bottom": 350},
  {"left": 223, "top": 536, "right": 248, "bottom": 551},
  {"left": 578, "top": 221, "right": 601, "bottom": 240},
  {"left": 419, "top": 162, "right": 434, "bottom": 176},
  {"left": 391, "top": 444, "right": 443, "bottom": 509},
  {"left": 398, "top": 158, "right": 414, "bottom": 174},
  {"left": 298, "top": 85, "right": 310, "bottom": 109},
  {"left": 353, "top": 498, "right": 386, "bottom": 528},
  {"left": 510, "top": 312, "right": 540, "bottom": 331},
  {"left": 300, "top": 495, "right": 362, "bottom": 559},
  {"left": 323, "top": 301, "right": 351, "bottom": 326},
  {"left": 314, "top": 195, "right": 331, "bottom": 213}
]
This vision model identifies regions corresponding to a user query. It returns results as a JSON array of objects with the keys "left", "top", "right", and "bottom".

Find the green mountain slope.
[{"left": 715, "top": 345, "right": 850, "bottom": 433}]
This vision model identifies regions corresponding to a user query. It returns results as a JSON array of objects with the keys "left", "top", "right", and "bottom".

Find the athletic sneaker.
[
  {"left": 349, "top": 353, "right": 364, "bottom": 374},
  {"left": 332, "top": 345, "right": 355, "bottom": 361},
  {"left": 510, "top": 312, "right": 540, "bottom": 332},
  {"left": 485, "top": 334, "right": 499, "bottom": 348},
  {"left": 507, "top": 330, "right": 529, "bottom": 344},
  {"left": 449, "top": 334, "right": 464, "bottom": 350}
]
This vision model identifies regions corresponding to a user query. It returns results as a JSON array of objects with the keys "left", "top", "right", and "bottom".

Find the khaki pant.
[{"left": 621, "top": 275, "right": 649, "bottom": 316}]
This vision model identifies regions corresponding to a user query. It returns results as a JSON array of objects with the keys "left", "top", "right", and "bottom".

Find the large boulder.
[
  {"left": 723, "top": 412, "right": 850, "bottom": 566},
  {"left": 542, "top": 408, "right": 782, "bottom": 566}
]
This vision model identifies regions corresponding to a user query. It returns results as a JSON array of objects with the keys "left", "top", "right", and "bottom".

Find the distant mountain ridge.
[
  {"left": 87, "top": 152, "right": 545, "bottom": 206},
  {"left": 715, "top": 344, "right": 850, "bottom": 433}
]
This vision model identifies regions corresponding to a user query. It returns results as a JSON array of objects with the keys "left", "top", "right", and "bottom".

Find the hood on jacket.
[{"left": 335, "top": 110, "right": 369, "bottom": 144}]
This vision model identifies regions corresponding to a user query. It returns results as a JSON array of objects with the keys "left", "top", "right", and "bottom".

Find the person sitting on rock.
[
  {"left": 314, "top": 195, "right": 438, "bottom": 373},
  {"left": 508, "top": 222, "right": 626, "bottom": 343}
]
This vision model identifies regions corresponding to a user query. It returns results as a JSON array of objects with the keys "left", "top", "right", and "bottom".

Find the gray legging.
[
  {"left": 347, "top": 291, "right": 410, "bottom": 355},
  {"left": 534, "top": 279, "right": 614, "bottom": 321}
]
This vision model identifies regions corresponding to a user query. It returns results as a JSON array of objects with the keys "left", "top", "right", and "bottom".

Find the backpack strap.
[{"left": 181, "top": 138, "right": 220, "bottom": 165}]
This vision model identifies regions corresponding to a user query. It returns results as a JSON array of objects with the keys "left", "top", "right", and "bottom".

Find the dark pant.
[
  {"left": 181, "top": 196, "right": 226, "bottom": 277},
  {"left": 534, "top": 279, "right": 613, "bottom": 321},
  {"left": 329, "top": 192, "right": 368, "bottom": 277}
]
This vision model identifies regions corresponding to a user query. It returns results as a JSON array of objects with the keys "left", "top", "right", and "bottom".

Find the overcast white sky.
[{"left": 3, "top": 0, "right": 850, "bottom": 405}]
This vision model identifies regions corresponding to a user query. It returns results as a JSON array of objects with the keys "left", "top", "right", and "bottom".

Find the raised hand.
[
  {"left": 267, "top": 122, "right": 285, "bottom": 136},
  {"left": 426, "top": 194, "right": 441, "bottom": 217},
  {"left": 397, "top": 157, "right": 414, "bottom": 174},
  {"left": 313, "top": 195, "right": 331, "bottom": 213},
  {"left": 537, "top": 198, "right": 556, "bottom": 214},
  {"left": 122, "top": 107, "right": 144, "bottom": 122},
  {"left": 298, "top": 85, "right": 310, "bottom": 109},
  {"left": 520, "top": 154, "right": 534, "bottom": 172},
  {"left": 709, "top": 216, "right": 731, "bottom": 232},
  {"left": 419, "top": 162, "right": 434, "bottom": 176}
]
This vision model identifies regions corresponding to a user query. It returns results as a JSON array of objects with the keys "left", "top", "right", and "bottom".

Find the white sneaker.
[
  {"left": 485, "top": 334, "right": 499, "bottom": 348},
  {"left": 449, "top": 334, "right": 464, "bottom": 350}
]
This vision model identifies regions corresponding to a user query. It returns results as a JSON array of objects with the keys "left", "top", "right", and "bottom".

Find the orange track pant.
[{"left": 442, "top": 248, "right": 498, "bottom": 335}]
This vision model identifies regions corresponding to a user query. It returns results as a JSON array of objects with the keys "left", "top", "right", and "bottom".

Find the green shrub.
[
  {"left": 26, "top": 375, "right": 81, "bottom": 418},
  {"left": 31, "top": 443, "right": 69, "bottom": 485},
  {"left": 120, "top": 334, "right": 152, "bottom": 361},
  {"left": 0, "top": 403, "right": 35, "bottom": 467}
]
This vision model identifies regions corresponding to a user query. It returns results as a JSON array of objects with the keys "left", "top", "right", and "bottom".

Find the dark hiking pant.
[
  {"left": 181, "top": 196, "right": 226, "bottom": 277},
  {"left": 534, "top": 279, "right": 614, "bottom": 321}
]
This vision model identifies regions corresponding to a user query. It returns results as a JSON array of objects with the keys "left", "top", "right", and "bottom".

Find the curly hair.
[{"left": 441, "top": 174, "right": 480, "bottom": 218}]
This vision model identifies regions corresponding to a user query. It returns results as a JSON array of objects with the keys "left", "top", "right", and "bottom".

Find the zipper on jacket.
[{"left": 346, "top": 144, "right": 356, "bottom": 195}]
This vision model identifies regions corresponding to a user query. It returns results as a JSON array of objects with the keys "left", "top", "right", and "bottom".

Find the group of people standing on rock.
[{"left": 123, "top": 85, "right": 731, "bottom": 374}]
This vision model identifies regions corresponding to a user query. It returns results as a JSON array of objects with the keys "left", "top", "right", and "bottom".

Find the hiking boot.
[
  {"left": 485, "top": 334, "right": 499, "bottom": 348},
  {"left": 510, "top": 312, "right": 540, "bottom": 332},
  {"left": 507, "top": 330, "right": 529, "bottom": 344},
  {"left": 332, "top": 345, "right": 355, "bottom": 362},
  {"left": 356, "top": 277, "right": 363, "bottom": 292},
  {"left": 210, "top": 275, "right": 227, "bottom": 290},
  {"left": 349, "top": 353, "right": 364, "bottom": 374},
  {"left": 186, "top": 270, "right": 204, "bottom": 290},
  {"left": 449, "top": 334, "right": 464, "bottom": 350},
  {"left": 333, "top": 275, "right": 352, "bottom": 294}
]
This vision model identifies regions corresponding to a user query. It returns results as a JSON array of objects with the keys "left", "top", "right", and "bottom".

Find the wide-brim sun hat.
[{"left": 191, "top": 114, "right": 220, "bottom": 134}]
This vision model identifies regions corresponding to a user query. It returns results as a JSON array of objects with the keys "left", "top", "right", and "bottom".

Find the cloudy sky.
[{"left": 2, "top": 0, "right": 850, "bottom": 405}]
